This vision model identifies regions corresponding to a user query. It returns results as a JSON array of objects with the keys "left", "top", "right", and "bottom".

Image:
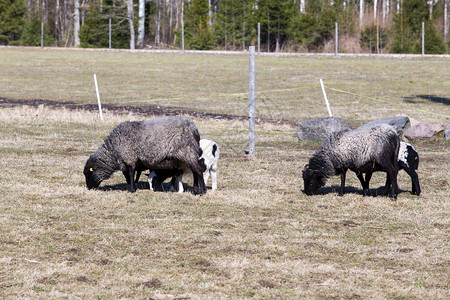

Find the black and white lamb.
[
  {"left": 302, "top": 124, "right": 400, "bottom": 198},
  {"left": 83, "top": 117, "right": 206, "bottom": 195},
  {"left": 147, "top": 139, "right": 220, "bottom": 192},
  {"left": 357, "top": 142, "right": 420, "bottom": 196}
]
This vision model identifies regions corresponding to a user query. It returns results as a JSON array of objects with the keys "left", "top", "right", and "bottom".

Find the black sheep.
[{"left": 83, "top": 117, "right": 206, "bottom": 194}]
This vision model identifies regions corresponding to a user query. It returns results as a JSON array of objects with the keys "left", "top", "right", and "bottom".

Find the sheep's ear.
[{"left": 302, "top": 164, "right": 309, "bottom": 173}]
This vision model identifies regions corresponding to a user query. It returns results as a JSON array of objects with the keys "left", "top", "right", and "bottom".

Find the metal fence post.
[
  {"left": 109, "top": 19, "right": 111, "bottom": 49},
  {"left": 248, "top": 46, "right": 255, "bottom": 155},
  {"left": 335, "top": 22, "right": 338, "bottom": 57},
  {"left": 41, "top": 22, "right": 44, "bottom": 48},
  {"left": 422, "top": 22, "right": 425, "bottom": 56},
  {"left": 182, "top": 18, "right": 185, "bottom": 52},
  {"left": 258, "top": 22, "right": 261, "bottom": 55}
]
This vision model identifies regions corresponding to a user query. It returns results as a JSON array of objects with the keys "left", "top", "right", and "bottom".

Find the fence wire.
[{"left": 0, "top": 48, "right": 449, "bottom": 155}]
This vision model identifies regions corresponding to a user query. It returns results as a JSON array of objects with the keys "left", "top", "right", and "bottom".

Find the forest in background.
[{"left": 0, "top": 0, "right": 449, "bottom": 54}]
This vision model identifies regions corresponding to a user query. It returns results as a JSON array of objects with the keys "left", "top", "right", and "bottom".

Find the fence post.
[
  {"left": 94, "top": 74, "right": 104, "bottom": 121},
  {"left": 335, "top": 22, "right": 338, "bottom": 57},
  {"left": 182, "top": 18, "right": 185, "bottom": 52},
  {"left": 422, "top": 22, "right": 425, "bottom": 56},
  {"left": 258, "top": 22, "right": 261, "bottom": 55},
  {"left": 320, "top": 79, "right": 333, "bottom": 117},
  {"left": 109, "top": 19, "right": 111, "bottom": 49},
  {"left": 41, "top": 22, "right": 44, "bottom": 48},
  {"left": 248, "top": 46, "right": 255, "bottom": 155}
]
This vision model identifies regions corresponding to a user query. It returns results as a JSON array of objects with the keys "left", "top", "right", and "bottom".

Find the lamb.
[
  {"left": 83, "top": 117, "right": 206, "bottom": 195},
  {"left": 147, "top": 139, "right": 220, "bottom": 192},
  {"left": 302, "top": 124, "right": 400, "bottom": 198},
  {"left": 356, "top": 142, "right": 420, "bottom": 196}
]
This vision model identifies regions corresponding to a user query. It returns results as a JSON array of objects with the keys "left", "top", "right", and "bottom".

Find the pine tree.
[
  {"left": 391, "top": 0, "right": 445, "bottom": 54},
  {"left": 213, "top": 0, "right": 253, "bottom": 50},
  {"left": 252, "top": 0, "right": 297, "bottom": 52},
  {"left": 0, "top": 0, "right": 26, "bottom": 45},
  {"left": 79, "top": 0, "right": 130, "bottom": 49},
  {"left": 184, "top": 0, "right": 215, "bottom": 50}
]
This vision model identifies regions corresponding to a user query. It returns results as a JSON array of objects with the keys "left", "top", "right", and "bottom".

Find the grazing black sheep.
[
  {"left": 83, "top": 117, "right": 206, "bottom": 194},
  {"left": 356, "top": 142, "right": 420, "bottom": 196},
  {"left": 302, "top": 124, "right": 400, "bottom": 198}
]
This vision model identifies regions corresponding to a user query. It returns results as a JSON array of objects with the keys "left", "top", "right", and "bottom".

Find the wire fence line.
[{"left": 1, "top": 48, "right": 449, "bottom": 154}]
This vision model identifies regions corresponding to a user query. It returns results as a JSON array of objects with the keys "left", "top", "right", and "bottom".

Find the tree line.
[{"left": 0, "top": 0, "right": 449, "bottom": 53}]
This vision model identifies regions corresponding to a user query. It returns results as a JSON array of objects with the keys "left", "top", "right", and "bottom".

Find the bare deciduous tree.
[
  {"left": 127, "top": 0, "right": 135, "bottom": 49},
  {"left": 137, "top": 0, "right": 145, "bottom": 48},
  {"left": 74, "top": 0, "right": 80, "bottom": 47}
]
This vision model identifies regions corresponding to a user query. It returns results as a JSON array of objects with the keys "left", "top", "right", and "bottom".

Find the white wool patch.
[
  {"left": 398, "top": 142, "right": 409, "bottom": 168},
  {"left": 200, "top": 139, "right": 219, "bottom": 169}
]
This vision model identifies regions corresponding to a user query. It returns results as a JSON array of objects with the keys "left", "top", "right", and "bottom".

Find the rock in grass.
[
  {"left": 404, "top": 123, "right": 446, "bottom": 139},
  {"left": 295, "top": 117, "right": 351, "bottom": 142},
  {"left": 358, "top": 116, "right": 411, "bottom": 136}
]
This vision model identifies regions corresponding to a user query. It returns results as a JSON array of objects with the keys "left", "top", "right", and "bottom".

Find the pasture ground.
[
  {"left": 0, "top": 104, "right": 448, "bottom": 299},
  {"left": 0, "top": 49, "right": 448, "bottom": 298}
]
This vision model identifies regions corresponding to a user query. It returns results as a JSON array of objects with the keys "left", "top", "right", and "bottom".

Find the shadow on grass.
[
  {"left": 311, "top": 185, "right": 412, "bottom": 197},
  {"left": 99, "top": 181, "right": 211, "bottom": 193},
  {"left": 403, "top": 95, "right": 450, "bottom": 105}
]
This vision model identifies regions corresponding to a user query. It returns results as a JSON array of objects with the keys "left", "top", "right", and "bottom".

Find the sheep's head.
[
  {"left": 302, "top": 164, "right": 326, "bottom": 195},
  {"left": 198, "top": 157, "right": 207, "bottom": 173},
  {"left": 83, "top": 157, "right": 102, "bottom": 189}
]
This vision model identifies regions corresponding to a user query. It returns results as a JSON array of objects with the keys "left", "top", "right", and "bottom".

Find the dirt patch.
[
  {"left": 0, "top": 97, "right": 295, "bottom": 125},
  {"left": 140, "top": 278, "right": 162, "bottom": 289}
]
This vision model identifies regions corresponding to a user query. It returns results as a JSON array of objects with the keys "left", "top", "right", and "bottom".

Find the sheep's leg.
[
  {"left": 128, "top": 165, "right": 137, "bottom": 193},
  {"left": 338, "top": 170, "right": 347, "bottom": 196},
  {"left": 210, "top": 167, "right": 217, "bottom": 190},
  {"left": 203, "top": 169, "right": 210, "bottom": 187},
  {"left": 147, "top": 171, "right": 156, "bottom": 191},
  {"left": 189, "top": 164, "right": 206, "bottom": 195},
  {"left": 123, "top": 170, "right": 131, "bottom": 185},
  {"left": 364, "top": 172, "right": 373, "bottom": 196},
  {"left": 383, "top": 174, "right": 391, "bottom": 196},
  {"left": 357, "top": 172, "right": 371, "bottom": 196},
  {"left": 385, "top": 166, "right": 398, "bottom": 199},
  {"left": 135, "top": 169, "right": 142, "bottom": 183},
  {"left": 152, "top": 176, "right": 164, "bottom": 192},
  {"left": 404, "top": 167, "right": 421, "bottom": 196},
  {"left": 176, "top": 174, "right": 184, "bottom": 193}
]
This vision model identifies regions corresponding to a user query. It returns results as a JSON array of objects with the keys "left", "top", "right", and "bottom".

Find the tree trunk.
[
  {"left": 137, "top": 0, "right": 145, "bottom": 48},
  {"left": 208, "top": 0, "right": 212, "bottom": 26},
  {"left": 74, "top": 0, "right": 80, "bottom": 47},
  {"left": 169, "top": 0, "right": 173, "bottom": 42},
  {"left": 174, "top": 0, "right": 179, "bottom": 45},
  {"left": 81, "top": 0, "right": 86, "bottom": 26},
  {"left": 374, "top": 0, "right": 378, "bottom": 22},
  {"left": 55, "top": 0, "right": 60, "bottom": 43},
  {"left": 360, "top": 0, "right": 364, "bottom": 28},
  {"left": 445, "top": 0, "right": 448, "bottom": 42},
  {"left": 127, "top": 0, "right": 135, "bottom": 49},
  {"left": 42, "top": 0, "right": 48, "bottom": 26},
  {"left": 300, "top": 0, "right": 305, "bottom": 13},
  {"left": 155, "top": 0, "right": 161, "bottom": 46}
]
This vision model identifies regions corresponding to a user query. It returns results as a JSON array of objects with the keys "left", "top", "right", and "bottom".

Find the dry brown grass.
[{"left": 0, "top": 106, "right": 448, "bottom": 298}]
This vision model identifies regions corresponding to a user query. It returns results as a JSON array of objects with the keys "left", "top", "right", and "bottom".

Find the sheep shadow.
[
  {"left": 99, "top": 181, "right": 149, "bottom": 192},
  {"left": 313, "top": 185, "right": 410, "bottom": 197},
  {"left": 403, "top": 95, "right": 450, "bottom": 105},
  {"left": 99, "top": 181, "right": 212, "bottom": 194}
]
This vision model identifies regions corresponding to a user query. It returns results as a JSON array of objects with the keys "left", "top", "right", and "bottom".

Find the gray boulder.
[
  {"left": 358, "top": 116, "right": 411, "bottom": 135},
  {"left": 295, "top": 117, "right": 352, "bottom": 142},
  {"left": 446, "top": 125, "right": 450, "bottom": 140},
  {"left": 404, "top": 123, "right": 446, "bottom": 139}
]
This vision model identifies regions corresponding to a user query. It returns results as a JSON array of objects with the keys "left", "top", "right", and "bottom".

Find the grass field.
[
  {"left": 1, "top": 48, "right": 449, "bottom": 123},
  {"left": 0, "top": 49, "right": 449, "bottom": 298}
]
